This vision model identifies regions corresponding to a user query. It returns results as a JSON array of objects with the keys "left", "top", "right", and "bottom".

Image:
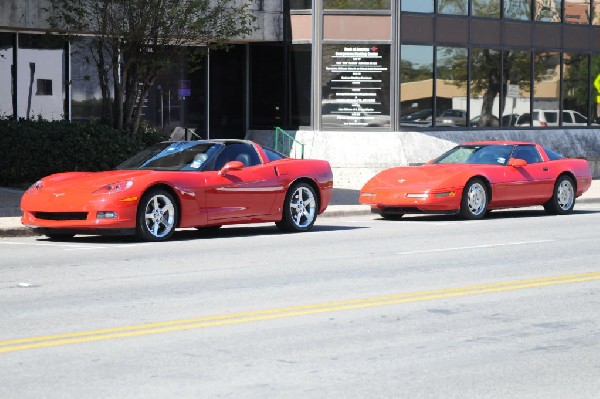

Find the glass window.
[
  {"left": 323, "top": 0, "right": 390, "bottom": 9},
  {"left": 504, "top": 0, "right": 532, "bottom": 20},
  {"left": 470, "top": 48, "right": 501, "bottom": 127},
  {"left": 17, "top": 34, "right": 66, "bottom": 120},
  {"left": 436, "top": 46, "right": 468, "bottom": 128},
  {"left": 565, "top": 0, "right": 590, "bottom": 24},
  {"left": 594, "top": 1, "right": 600, "bottom": 25},
  {"left": 250, "top": 44, "right": 284, "bottom": 129},
  {"left": 290, "top": 0, "right": 312, "bottom": 9},
  {"left": 591, "top": 55, "right": 600, "bottom": 121},
  {"left": 512, "top": 145, "right": 542, "bottom": 163},
  {"left": 322, "top": 44, "right": 390, "bottom": 129},
  {"left": 401, "top": 0, "right": 434, "bottom": 13},
  {"left": 438, "top": 0, "right": 468, "bottom": 15},
  {"left": 0, "top": 33, "right": 14, "bottom": 118},
  {"left": 532, "top": 51, "right": 560, "bottom": 127},
  {"left": 70, "top": 37, "right": 114, "bottom": 123},
  {"left": 473, "top": 0, "right": 501, "bottom": 18},
  {"left": 290, "top": 44, "right": 311, "bottom": 128},
  {"left": 563, "top": 53, "right": 589, "bottom": 124},
  {"left": 535, "top": 0, "right": 562, "bottom": 22},
  {"left": 504, "top": 50, "right": 531, "bottom": 127},
  {"left": 400, "top": 45, "right": 434, "bottom": 128}
]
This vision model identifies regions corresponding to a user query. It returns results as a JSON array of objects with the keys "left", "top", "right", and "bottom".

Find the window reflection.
[
  {"left": 473, "top": 0, "right": 501, "bottom": 18},
  {"left": 436, "top": 47, "right": 468, "bottom": 127},
  {"left": 591, "top": 55, "right": 600, "bottom": 120},
  {"left": 17, "top": 34, "right": 65, "bottom": 120},
  {"left": 438, "top": 0, "right": 468, "bottom": 15},
  {"left": 564, "top": 0, "right": 590, "bottom": 24},
  {"left": 401, "top": 0, "right": 434, "bottom": 13},
  {"left": 504, "top": 0, "right": 532, "bottom": 20},
  {"left": 532, "top": 51, "right": 560, "bottom": 127},
  {"left": 563, "top": 53, "right": 590, "bottom": 124},
  {"left": 593, "top": 1, "right": 600, "bottom": 25},
  {"left": 470, "top": 48, "right": 501, "bottom": 127},
  {"left": 323, "top": 0, "right": 390, "bottom": 10},
  {"left": 290, "top": 0, "right": 312, "bottom": 9},
  {"left": 0, "top": 33, "right": 14, "bottom": 118},
  {"left": 535, "top": 0, "right": 562, "bottom": 22},
  {"left": 504, "top": 50, "right": 531, "bottom": 127},
  {"left": 400, "top": 45, "right": 434, "bottom": 128}
]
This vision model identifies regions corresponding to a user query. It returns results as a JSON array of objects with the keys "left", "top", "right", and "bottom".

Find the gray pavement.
[{"left": 2, "top": 182, "right": 599, "bottom": 237}]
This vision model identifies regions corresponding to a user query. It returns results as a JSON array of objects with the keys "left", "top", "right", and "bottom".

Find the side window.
[
  {"left": 544, "top": 112, "right": 558, "bottom": 124},
  {"left": 263, "top": 148, "right": 287, "bottom": 162},
  {"left": 563, "top": 112, "right": 573, "bottom": 123},
  {"left": 574, "top": 112, "right": 587, "bottom": 123},
  {"left": 513, "top": 145, "right": 542, "bottom": 164},
  {"left": 213, "top": 143, "right": 261, "bottom": 170}
]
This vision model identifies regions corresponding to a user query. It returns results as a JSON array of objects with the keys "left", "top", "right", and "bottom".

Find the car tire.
[
  {"left": 276, "top": 182, "right": 318, "bottom": 232},
  {"left": 544, "top": 175, "right": 575, "bottom": 215},
  {"left": 381, "top": 212, "right": 404, "bottom": 220},
  {"left": 459, "top": 178, "right": 488, "bottom": 220},
  {"left": 45, "top": 233, "right": 75, "bottom": 241},
  {"left": 136, "top": 188, "right": 178, "bottom": 242}
]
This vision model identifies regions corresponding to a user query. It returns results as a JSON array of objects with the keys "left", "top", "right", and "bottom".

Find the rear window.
[
  {"left": 263, "top": 148, "right": 287, "bottom": 162},
  {"left": 544, "top": 148, "right": 565, "bottom": 161}
]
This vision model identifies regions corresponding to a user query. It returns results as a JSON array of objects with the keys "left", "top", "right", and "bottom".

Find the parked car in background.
[
  {"left": 516, "top": 109, "right": 592, "bottom": 127},
  {"left": 469, "top": 113, "right": 520, "bottom": 127},
  {"left": 436, "top": 109, "right": 467, "bottom": 126}
]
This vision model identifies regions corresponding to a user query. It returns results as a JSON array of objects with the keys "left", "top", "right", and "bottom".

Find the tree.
[{"left": 47, "top": 0, "right": 256, "bottom": 135}]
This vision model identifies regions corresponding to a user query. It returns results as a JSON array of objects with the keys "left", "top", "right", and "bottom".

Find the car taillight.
[{"left": 540, "top": 121, "right": 548, "bottom": 127}]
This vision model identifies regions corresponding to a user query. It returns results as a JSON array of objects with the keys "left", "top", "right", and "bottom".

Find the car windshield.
[
  {"left": 433, "top": 144, "right": 513, "bottom": 165},
  {"left": 117, "top": 142, "right": 221, "bottom": 171}
]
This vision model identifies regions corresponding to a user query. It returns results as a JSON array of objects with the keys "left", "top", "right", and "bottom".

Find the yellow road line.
[{"left": 2, "top": 272, "right": 599, "bottom": 354}]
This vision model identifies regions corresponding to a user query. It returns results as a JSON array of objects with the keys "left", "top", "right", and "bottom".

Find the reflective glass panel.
[
  {"left": 470, "top": 48, "right": 501, "bottom": 127},
  {"left": 504, "top": 50, "right": 531, "bottom": 127},
  {"left": 593, "top": 1, "right": 600, "bottom": 25},
  {"left": 532, "top": 51, "right": 560, "bottom": 127},
  {"left": 323, "top": 0, "right": 391, "bottom": 9},
  {"left": 564, "top": 0, "right": 590, "bottom": 24},
  {"left": 322, "top": 44, "right": 391, "bottom": 129},
  {"left": 504, "top": 0, "right": 532, "bottom": 20},
  {"left": 591, "top": 55, "right": 600, "bottom": 120},
  {"left": 401, "top": 0, "right": 434, "bottom": 13},
  {"left": 436, "top": 46, "right": 468, "bottom": 128},
  {"left": 0, "top": 33, "right": 14, "bottom": 118},
  {"left": 17, "top": 34, "right": 65, "bottom": 120},
  {"left": 438, "top": 0, "right": 468, "bottom": 15},
  {"left": 563, "top": 53, "right": 590, "bottom": 124},
  {"left": 400, "top": 45, "right": 434, "bottom": 128},
  {"left": 290, "top": 0, "right": 312, "bottom": 9},
  {"left": 535, "top": 0, "right": 562, "bottom": 22},
  {"left": 473, "top": 0, "right": 501, "bottom": 18}
]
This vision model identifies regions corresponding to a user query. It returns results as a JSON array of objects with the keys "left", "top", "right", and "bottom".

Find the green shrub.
[{"left": 0, "top": 119, "right": 167, "bottom": 186}]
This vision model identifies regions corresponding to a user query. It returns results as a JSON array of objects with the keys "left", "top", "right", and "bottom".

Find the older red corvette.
[
  {"left": 360, "top": 141, "right": 592, "bottom": 219},
  {"left": 21, "top": 140, "right": 333, "bottom": 241}
]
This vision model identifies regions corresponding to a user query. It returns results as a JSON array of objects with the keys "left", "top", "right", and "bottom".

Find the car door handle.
[{"left": 543, "top": 167, "right": 549, "bottom": 171}]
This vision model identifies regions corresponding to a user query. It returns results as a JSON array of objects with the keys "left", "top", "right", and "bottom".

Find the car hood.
[
  {"left": 37, "top": 170, "right": 155, "bottom": 193},
  {"left": 362, "top": 164, "right": 475, "bottom": 192}
]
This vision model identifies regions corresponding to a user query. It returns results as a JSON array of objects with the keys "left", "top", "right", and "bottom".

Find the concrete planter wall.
[{"left": 248, "top": 129, "right": 600, "bottom": 189}]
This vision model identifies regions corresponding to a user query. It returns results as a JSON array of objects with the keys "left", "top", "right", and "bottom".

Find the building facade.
[{"left": 2, "top": 0, "right": 600, "bottom": 187}]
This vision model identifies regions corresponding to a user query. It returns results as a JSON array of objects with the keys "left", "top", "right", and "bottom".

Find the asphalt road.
[{"left": 1, "top": 205, "right": 600, "bottom": 398}]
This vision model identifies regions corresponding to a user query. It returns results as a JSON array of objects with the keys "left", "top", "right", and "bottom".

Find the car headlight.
[
  {"left": 94, "top": 180, "right": 134, "bottom": 194},
  {"left": 26, "top": 180, "right": 43, "bottom": 193}
]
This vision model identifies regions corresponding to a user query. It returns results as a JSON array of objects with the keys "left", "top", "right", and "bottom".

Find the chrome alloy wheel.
[
  {"left": 556, "top": 179, "right": 575, "bottom": 211},
  {"left": 466, "top": 182, "right": 487, "bottom": 216},
  {"left": 289, "top": 186, "right": 317, "bottom": 229},
  {"left": 143, "top": 194, "right": 176, "bottom": 239}
]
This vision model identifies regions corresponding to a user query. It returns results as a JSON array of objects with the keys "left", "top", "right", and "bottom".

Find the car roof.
[{"left": 461, "top": 141, "right": 536, "bottom": 146}]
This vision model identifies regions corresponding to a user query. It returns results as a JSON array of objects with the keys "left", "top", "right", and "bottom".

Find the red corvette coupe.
[
  {"left": 21, "top": 140, "right": 333, "bottom": 241},
  {"left": 359, "top": 141, "right": 592, "bottom": 219}
]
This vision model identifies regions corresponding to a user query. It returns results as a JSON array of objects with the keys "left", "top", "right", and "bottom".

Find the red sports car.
[
  {"left": 21, "top": 140, "right": 333, "bottom": 241},
  {"left": 359, "top": 141, "right": 592, "bottom": 219}
]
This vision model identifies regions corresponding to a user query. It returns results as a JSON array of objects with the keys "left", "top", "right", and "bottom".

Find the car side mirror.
[
  {"left": 218, "top": 160, "right": 244, "bottom": 176},
  {"left": 509, "top": 158, "right": 527, "bottom": 167}
]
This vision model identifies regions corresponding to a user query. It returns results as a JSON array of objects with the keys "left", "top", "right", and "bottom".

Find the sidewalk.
[{"left": 2, "top": 183, "right": 599, "bottom": 238}]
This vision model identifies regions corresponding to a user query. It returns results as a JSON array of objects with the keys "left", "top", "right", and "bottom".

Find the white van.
[{"left": 516, "top": 109, "right": 591, "bottom": 127}]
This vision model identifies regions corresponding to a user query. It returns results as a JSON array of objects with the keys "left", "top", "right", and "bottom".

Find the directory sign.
[{"left": 322, "top": 44, "right": 390, "bottom": 129}]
